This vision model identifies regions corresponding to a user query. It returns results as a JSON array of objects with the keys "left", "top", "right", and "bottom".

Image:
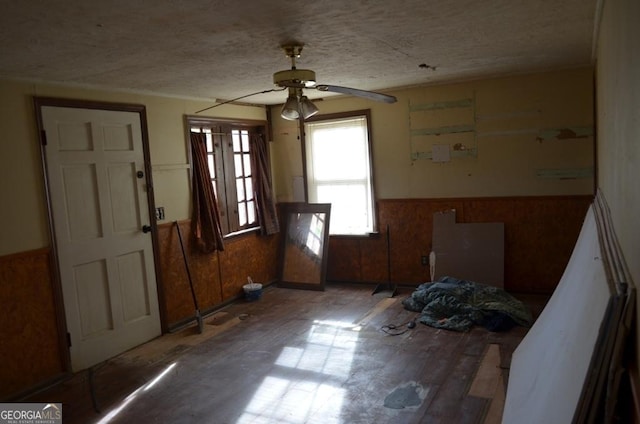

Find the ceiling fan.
[{"left": 196, "top": 44, "right": 397, "bottom": 119}]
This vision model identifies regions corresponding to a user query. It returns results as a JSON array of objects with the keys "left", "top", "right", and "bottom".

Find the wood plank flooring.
[{"left": 25, "top": 283, "right": 547, "bottom": 424}]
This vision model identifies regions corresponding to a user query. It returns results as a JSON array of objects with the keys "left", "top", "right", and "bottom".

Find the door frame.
[{"left": 34, "top": 97, "right": 167, "bottom": 373}]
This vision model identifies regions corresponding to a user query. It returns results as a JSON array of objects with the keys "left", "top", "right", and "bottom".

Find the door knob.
[{"left": 142, "top": 225, "right": 152, "bottom": 233}]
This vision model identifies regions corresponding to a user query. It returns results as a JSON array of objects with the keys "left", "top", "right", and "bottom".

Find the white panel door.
[{"left": 42, "top": 106, "right": 161, "bottom": 371}]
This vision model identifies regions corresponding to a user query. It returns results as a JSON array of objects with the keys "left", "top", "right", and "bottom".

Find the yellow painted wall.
[
  {"left": 269, "top": 68, "right": 594, "bottom": 202},
  {"left": 0, "top": 79, "right": 266, "bottom": 256},
  {"left": 0, "top": 68, "right": 594, "bottom": 256}
]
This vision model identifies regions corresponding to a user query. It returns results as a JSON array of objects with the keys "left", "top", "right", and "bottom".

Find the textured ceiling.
[{"left": 0, "top": 0, "right": 597, "bottom": 105}]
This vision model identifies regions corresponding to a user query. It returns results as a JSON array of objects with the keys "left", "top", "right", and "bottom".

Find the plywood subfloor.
[{"left": 25, "top": 283, "right": 547, "bottom": 424}]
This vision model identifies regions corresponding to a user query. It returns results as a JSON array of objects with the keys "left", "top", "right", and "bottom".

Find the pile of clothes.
[{"left": 402, "top": 276, "right": 533, "bottom": 332}]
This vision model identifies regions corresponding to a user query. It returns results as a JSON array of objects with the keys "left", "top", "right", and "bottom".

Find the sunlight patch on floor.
[
  {"left": 236, "top": 319, "right": 360, "bottom": 423},
  {"left": 237, "top": 376, "right": 346, "bottom": 424}
]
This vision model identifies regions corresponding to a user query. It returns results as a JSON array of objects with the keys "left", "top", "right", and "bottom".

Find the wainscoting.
[
  {"left": 328, "top": 196, "right": 593, "bottom": 294},
  {"left": 1, "top": 195, "right": 590, "bottom": 399},
  {"left": 156, "top": 220, "right": 279, "bottom": 329},
  {"left": 0, "top": 248, "right": 64, "bottom": 399},
  {"left": 1, "top": 224, "right": 279, "bottom": 400}
]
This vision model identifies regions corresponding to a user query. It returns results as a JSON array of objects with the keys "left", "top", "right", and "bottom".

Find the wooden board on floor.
[
  {"left": 485, "top": 374, "right": 506, "bottom": 424},
  {"left": 469, "top": 344, "right": 501, "bottom": 398},
  {"left": 468, "top": 343, "right": 504, "bottom": 424},
  {"left": 356, "top": 297, "right": 397, "bottom": 326}
]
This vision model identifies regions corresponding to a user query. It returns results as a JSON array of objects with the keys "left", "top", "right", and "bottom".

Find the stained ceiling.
[{"left": 0, "top": 0, "right": 598, "bottom": 106}]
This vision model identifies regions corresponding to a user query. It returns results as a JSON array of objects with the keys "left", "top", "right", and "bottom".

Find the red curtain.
[
  {"left": 190, "top": 132, "right": 224, "bottom": 252},
  {"left": 251, "top": 133, "right": 280, "bottom": 235}
]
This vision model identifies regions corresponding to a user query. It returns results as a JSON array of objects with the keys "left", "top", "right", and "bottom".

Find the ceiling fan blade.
[
  {"left": 195, "top": 88, "right": 286, "bottom": 114},
  {"left": 315, "top": 84, "right": 397, "bottom": 104}
]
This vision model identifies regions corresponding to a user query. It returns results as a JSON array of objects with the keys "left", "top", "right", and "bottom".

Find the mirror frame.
[{"left": 278, "top": 202, "right": 331, "bottom": 291}]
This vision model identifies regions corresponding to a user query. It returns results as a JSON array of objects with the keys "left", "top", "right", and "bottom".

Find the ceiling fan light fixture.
[
  {"left": 299, "top": 95, "right": 319, "bottom": 119},
  {"left": 281, "top": 92, "right": 300, "bottom": 120}
]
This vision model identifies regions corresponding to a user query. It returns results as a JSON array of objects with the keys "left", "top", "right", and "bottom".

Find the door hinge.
[
  {"left": 41, "top": 130, "right": 47, "bottom": 146},
  {"left": 67, "top": 332, "right": 72, "bottom": 347}
]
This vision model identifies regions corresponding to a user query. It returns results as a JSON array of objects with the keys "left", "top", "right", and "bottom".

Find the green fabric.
[{"left": 402, "top": 276, "right": 533, "bottom": 332}]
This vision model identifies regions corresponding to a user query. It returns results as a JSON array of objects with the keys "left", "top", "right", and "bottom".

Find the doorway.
[{"left": 36, "top": 98, "right": 162, "bottom": 372}]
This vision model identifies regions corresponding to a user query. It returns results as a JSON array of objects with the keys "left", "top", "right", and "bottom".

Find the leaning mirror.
[{"left": 278, "top": 203, "right": 331, "bottom": 291}]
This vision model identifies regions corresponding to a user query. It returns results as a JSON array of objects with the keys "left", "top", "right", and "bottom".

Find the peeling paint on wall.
[
  {"left": 536, "top": 127, "right": 593, "bottom": 142},
  {"left": 535, "top": 168, "right": 594, "bottom": 179},
  {"left": 411, "top": 124, "right": 475, "bottom": 136},
  {"left": 409, "top": 95, "right": 477, "bottom": 162},
  {"left": 409, "top": 98, "right": 474, "bottom": 112}
]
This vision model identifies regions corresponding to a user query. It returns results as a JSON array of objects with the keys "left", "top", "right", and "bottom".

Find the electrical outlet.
[
  {"left": 155, "top": 207, "right": 165, "bottom": 220},
  {"left": 421, "top": 255, "right": 428, "bottom": 266}
]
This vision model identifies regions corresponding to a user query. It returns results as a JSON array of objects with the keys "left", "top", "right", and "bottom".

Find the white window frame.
[{"left": 304, "top": 110, "right": 377, "bottom": 235}]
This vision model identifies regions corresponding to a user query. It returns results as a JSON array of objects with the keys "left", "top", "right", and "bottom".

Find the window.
[
  {"left": 304, "top": 110, "right": 376, "bottom": 235},
  {"left": 188, "top": 118, "right": 265, "bottom": 235}
]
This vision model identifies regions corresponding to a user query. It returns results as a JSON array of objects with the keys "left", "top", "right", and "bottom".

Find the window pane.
[
  {"left": 232, "top": 130, "right": 241, "bottom": 152},
  {"left": 206, "top": 133, "right": 213, "bottom": 152},
  {"left": 207, "top": 154, "right": 215, "bottom": 179},
  {"left": 238, "top": 203, "right": 247, "bottom": 226},
  {"left": 243, "top": 154, "right": 251, "bottom": 176},
  {"left": 247, "top": 200, "right": 256, "bottom": 224},
  {"left": 241, "top": 131, "right": 250, "bottom": 151},
  {"left": 236, "top": 178, "right": 245, "bottom": 202},
  {"left": 234, "top": 153, "right": 243, "bottom": 176},
  {"left": 245, "top": 178, "right": 253, "bottom": 200},
  {"left": 317, "top": 184, "right": 370, "bottom": 234},
  {"left": 311, "top": 128, "right": 367, "bottom": 181}
]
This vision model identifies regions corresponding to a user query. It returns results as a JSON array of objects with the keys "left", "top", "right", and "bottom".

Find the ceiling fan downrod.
[{"left": 273, "top": 45, "right": 317, "bottom": 89}]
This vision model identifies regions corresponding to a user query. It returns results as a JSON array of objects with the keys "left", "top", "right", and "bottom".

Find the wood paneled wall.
[
  {"left": 327, "top": 196, "right": 593, "bottom": 294},
  {"left": 0, "top": 248, "right": 64, "bottom": 400},
  {"left": 1, "top": 223, "right": 279, "bottom": 399},
  {"left": 1, "top": 196, "right": 589, "bottom": 398},
  {"left": 156, "top": 221, "right": 279, "bottom": 329}
]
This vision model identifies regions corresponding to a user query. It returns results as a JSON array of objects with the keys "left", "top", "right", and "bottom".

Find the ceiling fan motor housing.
[{"left": 273, "top": 69, "right": 317, "bottom": 88}]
